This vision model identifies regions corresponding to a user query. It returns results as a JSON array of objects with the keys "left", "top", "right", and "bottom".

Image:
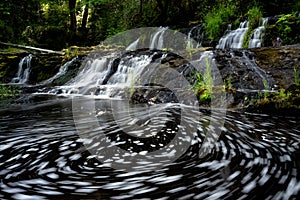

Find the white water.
[
  {"left": 186, "top": 24, "right": 205, "bottom": 49},
  {"left": 217, "top": 21, "right": 249, "bottom": 49},
  {"left": 11, "top": 54, "right": 33, "bottom": 84},
  {"left": 42, "top": 57, "right": 77, "bottom": 85},
  {"left": 49, "top": 53, "right": 153, "bottom": 97},
  {"left": 241, "top": 51, "right": 271, "bottom": 88},
  {"left": 106, "top": 55, "right": 153, "bottom": 85},
  {"left": 249, "top": 18, "right": 268, "bottom": 48},
  {"left": 149, "top": 27, "right": 168, "bottom": 50},
  {"left": 217, "top": 18, "right": 269, "bottom": 49},
  {"left": 126, "top": 38, "right": 140, "bottom": 51},
  {"left": 57, "top": 56, "right": 111, "bottom": 95}
]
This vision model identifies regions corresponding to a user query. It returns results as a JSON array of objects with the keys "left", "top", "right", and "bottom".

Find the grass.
[
  {"left": 263, "top": 78, "right": 269, "bottom": 99},
  {"left": 294, "top": 66, "right": 299, "bottom": 86},
  {"left": 0, "top": 84, "right": 20, "bottom": 100},
  {"left": 242, "top": 6, "right": 263, "bottom": 48},
  {"left": 204, "top": 3, "right": 236, "bottom": 41},
  {"left": 225, "top": 75, "right": 236, "bottom": 92},
  {"left": 192, "top": 58, "right": 213, "bottom": 102}
]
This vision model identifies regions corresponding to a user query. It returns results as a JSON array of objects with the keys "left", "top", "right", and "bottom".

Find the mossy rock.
[
  {"left": 29, "top": 54, "right": 64, "bottom": 84},
  {"left": 251, "top": 45, "right": 300, "bottom": 89},
  {"left": 0, "top": 50, "right": 29, "bottom": 82}
]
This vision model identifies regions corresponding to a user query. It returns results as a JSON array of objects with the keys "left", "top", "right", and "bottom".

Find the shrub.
[
  {"left": 242, "top": 6, "right": 263, "bottom": 48},
  {"left": 192, "top": 58, "right": 213, "bottom": 102},
  {"left": 276, "top": 13, "right": 300, "bottom": 45},
  {"left": 248, "top": 6, "right": 263, "bottom": 29},
  {"left": 204, "top": 3, "right": 236, "bottom": 41},
  {"left": 0, "top": 84, "right": 20, "bottom": 100}
]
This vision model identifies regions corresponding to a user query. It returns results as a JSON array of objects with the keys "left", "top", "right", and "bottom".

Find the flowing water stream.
[{"left": 11, "top": 54, "right": 33, "bottom": 84}]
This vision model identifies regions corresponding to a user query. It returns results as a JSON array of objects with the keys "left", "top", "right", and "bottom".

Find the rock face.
[
  {"left": 1, "top": 44, "right": 300, "bottom": 114},
  {"left": 0, "top": 51, "right": 64, "bottom": 84},
  {"left": 212, "top": 44, "right": 300, "bottom": 114},
  {"left": 251, "top": 45, "right": 300, "bottom": 89},
  {"left": 0, "top": 50, "right": 29, "bottom": 82}
]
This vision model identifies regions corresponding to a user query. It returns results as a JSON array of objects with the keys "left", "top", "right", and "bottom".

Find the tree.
[
  {"left": 156, "top": 0, "right": 170, "bottom": 25},
  {"left": 81, "top": 2, "right": 89, "bottom": 31},
  {"left": 69, "top": 0, "right": 77, "bottom": 32}
]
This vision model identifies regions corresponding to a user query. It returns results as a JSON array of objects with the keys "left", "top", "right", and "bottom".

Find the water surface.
[{"left": 0, "top": 97, "right": 299, "bottom": 199}]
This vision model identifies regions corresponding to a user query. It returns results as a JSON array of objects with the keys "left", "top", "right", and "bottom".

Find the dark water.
[{"left": 0, "top": 97, "right": 300, "bottom": 200}]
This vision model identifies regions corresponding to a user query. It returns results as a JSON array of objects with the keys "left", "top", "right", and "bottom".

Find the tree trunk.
[
  {"left": 156, "top": 0, "right": 170, "bottom": 25},
  {"left": 69, "top": 0, "right": 77, "bottom": 32},
  {"left": 81, "top": 3, "right": 89, "bottom": 30},
  {"left": 0, "top": 41, "right": 65, "bottom": 55},
  {"left": 139, "top": 0, "right": 143, "bottom": 15}
]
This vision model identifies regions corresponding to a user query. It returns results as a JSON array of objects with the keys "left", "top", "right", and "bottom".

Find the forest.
[{"left": 1, "top": 0, "right": 300, "bottom": 50}]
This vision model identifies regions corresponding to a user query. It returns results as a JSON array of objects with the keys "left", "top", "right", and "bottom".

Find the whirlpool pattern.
[{"left": 0, "top": 99, "right": 299, "bottom": 199}]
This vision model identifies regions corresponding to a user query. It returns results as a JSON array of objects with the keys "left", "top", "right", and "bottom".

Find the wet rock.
[
  {"left": 0, "top": 50, "right": 29, "bottom": 82},
  {"left": 251, "top": 44, "right": 300, "bottom": 89}
]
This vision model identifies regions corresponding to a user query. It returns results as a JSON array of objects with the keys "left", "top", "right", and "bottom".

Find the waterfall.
[
  {"left": 105, "top": 55, "right": 153, "bottom": 85},
  {"left": 149, "top": 27, "right": 168, "bottom": 50},
  {"left": 217, "top": 18, "right": 269, "bottom": 49},
  {"left": 241, "top": 51, "right": 272, "bottom": 88},
  {"left": 249, "top": 18, "right": 268, "bottom": 48},
  {"left": 49, "top": 53, "right": 153, "bottom": 97},
  {"left": 42, "top": 57, "right": 77, "bottom": 85},
  {"left": 216, "top": 21, "right": 249, "bottom": 49},
  {"left": 125, "top": 27, "right": 168, "bottom": 50},
  {"left": 61, "top": 56, "right": 111, "bottom": 95},
  {"left": 11, "top": 54, "right": 33, "bottom": 84},
  {"left": 126, "top": 38, "right": 140, "bottom": 51},
  {"left": 186, "top": 24, "right": 205, "bottom": 49}
]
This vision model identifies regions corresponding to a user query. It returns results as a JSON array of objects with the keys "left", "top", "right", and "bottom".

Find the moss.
[
  {"left": 7, "top": 56, "right": 18, "bottom": 59},
  {"left": 242, "top": 29, "right": 255, "bottom": 48},
  {"left": 0, "top": 62, "right": 7, "bottom": 67},
  {"left": 0, "top": 84, "right": 20, "bottom": 101},
  {"left": 0, "top": 51, "right": 29, "bottom": 82},
  {"left": 248, "top": 85, "right": 300, "bottom": 114}
]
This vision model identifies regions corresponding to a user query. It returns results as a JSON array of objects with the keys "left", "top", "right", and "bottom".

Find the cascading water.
[
  {"left": 126, "top": 39, "right": 140, "bottom": 51},
  {"left": 240, "top": 51, "right": 273, "bottom": 89},
  {"left": 217, "top": 18, "right": 269, "bottom": 49},
  {"left": 149, "top": 27, "right": 168, "bottom": 50},
  {"left": 216, "top": 21, "right": 249, "bottom": 49},
  {"left": 249, "top": 18, "right": 268, "bottom": 48},
  {"left": 186, "top": 24, "right": 205, "bottom": 49},
  {"left": 42, "top": 57, "right": 77, "bottom": 85},
  {"left": 50, "top": 53, "right": 153, "bottom": 97},
  {"left": 50, "top": 55, "right": 113, "bottom": 95},
  {"left": 11, "top": 54, "right": 33, "bottom": 84}
]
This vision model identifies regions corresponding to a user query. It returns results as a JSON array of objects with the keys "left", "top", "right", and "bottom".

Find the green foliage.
[
  {"left": 256, "top": 78, "right": 270, "bottom": 105},
  {"left": 276, "top": 13, "right": 300, "bottom": 45},
  {"left": 242, "top": 6, "right": 263, "bottom": 48},
  {"left": 247, "top": 6, "right": 263, "bottom": 29},
  {"left": 276, "top": 88, "right": 291, "bottom": 99},
  {"left": 258, "top": 0, "right": 299, "bottom": 16},
  {"left": 294, "top": 66, "right": 300, "bottom": 86},
  {"left": 225, "top": 75, "right": 236, "bottom": 92},
  {"left": 204, "top": 3, "right": 237, "bottom": 41},
  {"left": 192, "top": 58, "right": 213, "bottom": 102},
  {"left": 0, "top": 84, "right": 20, "bottom": 100},
  {"left": 263, "top": 78, "right": 269, "bottom": 99}
]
